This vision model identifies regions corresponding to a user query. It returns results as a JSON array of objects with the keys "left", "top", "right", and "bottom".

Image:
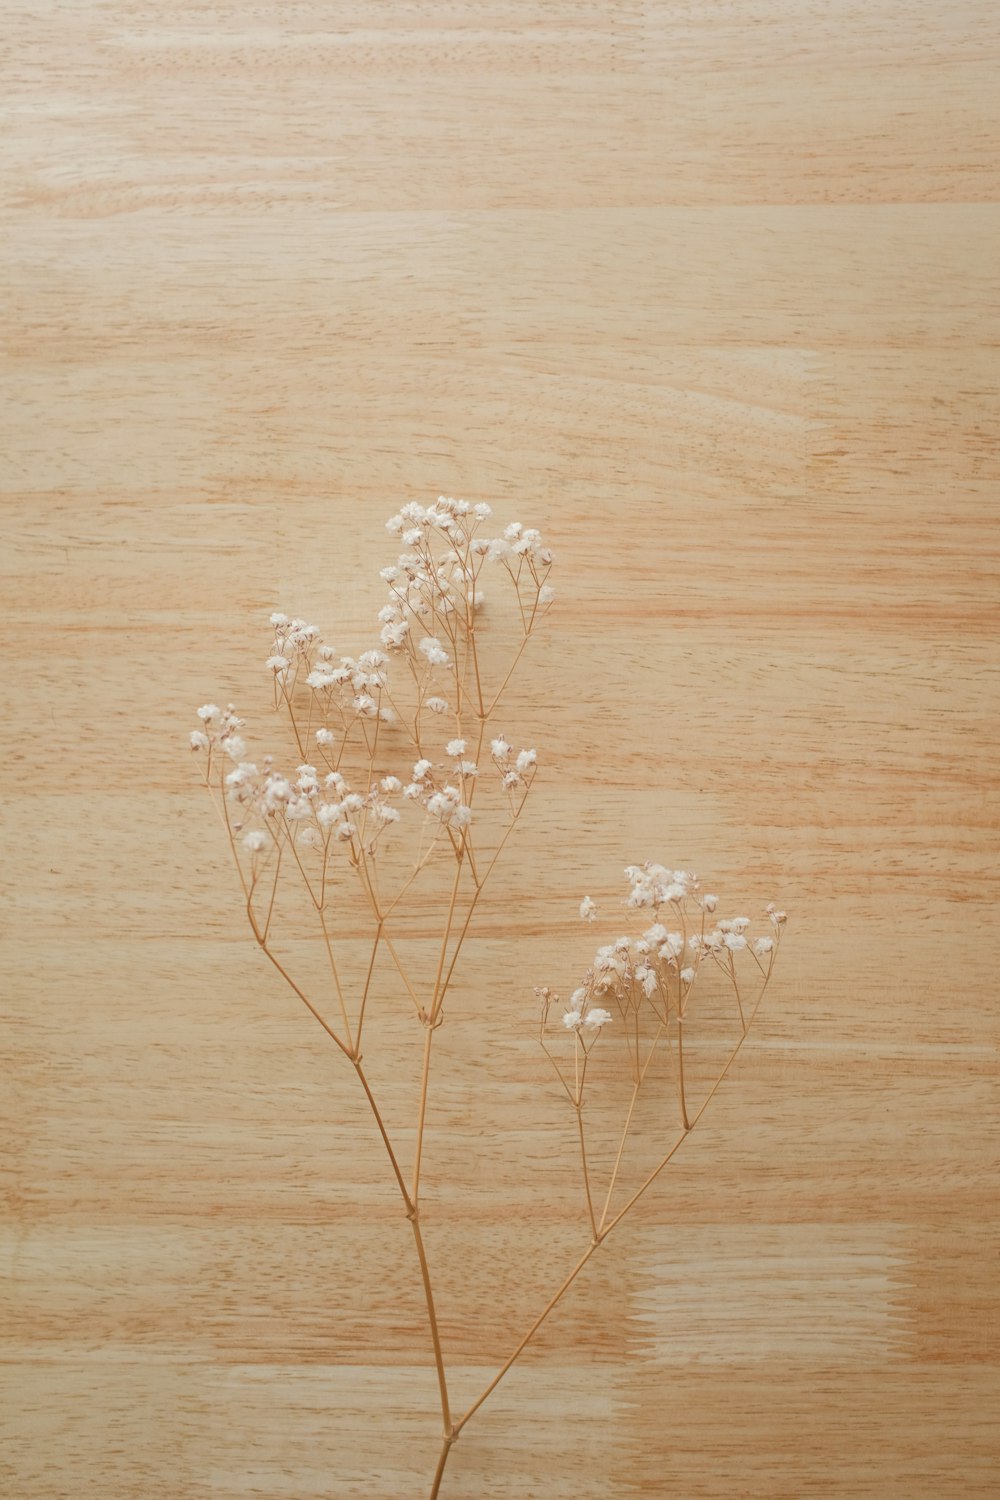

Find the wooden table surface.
[{"left": 4, "top": 4, "right": 999, "bottom": 1497}]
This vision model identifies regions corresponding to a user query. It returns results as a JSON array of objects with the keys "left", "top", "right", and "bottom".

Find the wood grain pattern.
[{"left": 3, "top": 3, "right": 999, "bottom": 1496}]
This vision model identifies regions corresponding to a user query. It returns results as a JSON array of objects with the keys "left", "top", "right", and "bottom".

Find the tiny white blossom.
[
  {"left": 412, "top": 759, "right": 432, "bottom": 781},
  {"left": 723, "top": 933, "right": 747, "bottom": 951},
  {"left": 703, "top": 894, "right": 718, "bottom": 913},
  {"left": 266, "top": 655, "right": 289, "bottom": 672},
  {"left": 315, "top": 728, "right": 335, "bottom": 746},
  {"left": 491, "top": 737, "right": 511, "bottom": 759},
  {"left": 538, "top": 584, "right": 555, "bottom": 604},
  {"left": 446, "top": 738, "right": 466, "bottom": 757},
  {"left": 220, "top": 735, "right": 246, "bottom": 761},
  {"left": 189, "top": 730, "right": 209, "bottom": 751},
  {"left": 243, "top": 830, "right": 267, "bottom": 852},
  {"left": 679, "top": 967, "right": 695, "bottom": 986},
  {"left": 426, "top": 696, "right": 448, "bottom": 714},
  {"left": 380, "top": 776, "right": 402, "bottom": 794},
  {"left": 269, "top": 612, "right": 289, "bottom": 627},
  {"left": 418, "top": 637, "right": 450, "bottom": 666},
  {"left": 452, "top": 804, "right": 473, "bottom": 829},
  {"left": 562, "top": 1010, "right": 583, "bottom": 1031},
  {"left": 584, "top": 1008, "right": 613, "bottom": 1030},
  {"left": 579, "top": 895, "right": 597, "bottom": 922},
  {"left": 197, "top": 703, "right": 221, "bottom": 723},
  {"left": 515, "top": 748, "right": 537, "bottom": 773},
  {"left": 754, "top": 936, "right": 775, "bottom": 956}
]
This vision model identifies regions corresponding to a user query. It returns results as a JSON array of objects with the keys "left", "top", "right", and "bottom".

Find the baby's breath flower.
[
  {"left": 221, "top": 735, "right": 247, "bottom": 761},
  {"left": 446, "top": 738, "right": 466, "bottom": 757},
  {"left": 491, "top": 737, "right": 511, "bottom": 759},
  {"left": 754, "top": 936, "right": 775, "bottom": 956},
  {"left": 538, "top": 584, "right": 555, "bottom": 605},
  {"left": 515, "top": 748, "right": 536, "bottom": 773},
  {"left": 315, "top": 728, "right": 335, "bottom": 746},
  {"left": 703, "top": 894, "right": 718, "bottom": 913},
  {"left": 579, "top": 896, "right": 597, "bottom": 922},
  {"left": 426, "top": 696, "right": 449, "bottom": 714},
  {"left": 418, "top": 638, "right": 450, "bottom": 667},
  {"left": 243, "top": 830, "right": 267, "bottom": 852},
  {"left": 197, "top": 703, "right": 221, "bottom": 723},
  {"left": 679, "top": 966, "right": 695, "bottom": 986},
  {"left": 563, "top": 1010, "right": 583, "bottom": 1031},
  {"left": 412, "top": 759, "right": 432, "bottom": 781},
  {"left": 723, "top": 933, "right": 747, "bottom": 951},
  {"left": 584, "top": 1008, "right": 612, "bottom": 1030},
  {"left": 190, "top": 730, "right": 209, "bottom": 751},
  {"left": 380, "top": 775, "right": 402, "bottom": 794},
  {"left": 266, "top": 655, "right": 290, "bottom": 673}
]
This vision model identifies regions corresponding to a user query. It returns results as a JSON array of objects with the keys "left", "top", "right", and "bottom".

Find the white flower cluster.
[
  {"left": 377, "top": 496, "right": 554, "bottom": 655},
  {"left": 266, "top": 614, "right": 395, "bottom": 730},
  {"left": 400, "top": 750, "right": 474, "bottom": 831},
  {"left": 543, "top": 863, "right": 787, "bottom": 1041},
  {"left": 222, "top": 755, "right": 407, "bottom": 854},
  {"left": 489, "top": 736, "right": 538, "bottom": 792},
  {"left": 189, "top": 703, "right": 247, "bottom": 761}
]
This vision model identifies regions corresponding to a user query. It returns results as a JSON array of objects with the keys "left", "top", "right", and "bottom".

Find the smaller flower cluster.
[
  {"left": 402, "top": 752, "right": 473, "bottom": 832},
  {"left": 190, "top": 703, "right": 409, "bottom": 858},
  {"left": 543, "top": 863, "right": 787, "bottom": 1043},
  {"left": 266, "top": 615, "right": 396, "bottom": 731},
  {"left": 377, "top": 497, "right": 554, "bottom": 656},
  {"left": 489, "top": 736, "right": 538, "bottom": 793},
  {"left": 226, "top": 757, "right": 406, "bottom": 856},
  {"left": 189, "top": 703, "right": 247, "bottom": 761}
]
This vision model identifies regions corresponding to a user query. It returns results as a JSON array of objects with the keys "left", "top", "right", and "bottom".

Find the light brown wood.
[{"left": 3, "top": 3, "right": 999, "bottom": 1496}]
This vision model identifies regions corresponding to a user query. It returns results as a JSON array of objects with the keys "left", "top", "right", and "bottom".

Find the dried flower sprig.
[{"left": 187, "top": 497, "right": 786, "bottom": 1500}]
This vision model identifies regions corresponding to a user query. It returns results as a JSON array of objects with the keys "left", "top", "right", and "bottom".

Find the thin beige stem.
[
  {"left": 454, "top": 1241, "right": 600, "bottom": 1434},
  {"left": 427, "top": 1432, "right": 456, "bottom": 1500},
  {"left": 428, "top": 845, "right": 466, "bottom": 1024},
  {"left": 410, "top": 1208, "right": 452, "bottom": 1434},
  {"left": 459, "top": 992, "right": 765, "bottom": 1432},
  {"left": 676, "top": 1016, "right": 691, "bottom": 1130},
  {"left": 247, "top": 906, "right": 352, "bottom": 1061},
  {"left": 598, "top": 1023, "right": 664, "bottom": 1231},
  {"left": 354, "top": 922, "right": 383, "bottom": 1053},
  {"left": 575, "top": 1105, "right": 598, "bottom": 1241},
  {"left": 353, "top": 1059, "right": 413, "bottom": 1212},
  {"left": 412, "top": 1024, "right": 434, "bottom": 1204}
]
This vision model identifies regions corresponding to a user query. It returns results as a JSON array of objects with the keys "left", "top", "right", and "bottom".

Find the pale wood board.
[{"left": 3, "top": 3, "right": 999, "bottom": 1497}]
